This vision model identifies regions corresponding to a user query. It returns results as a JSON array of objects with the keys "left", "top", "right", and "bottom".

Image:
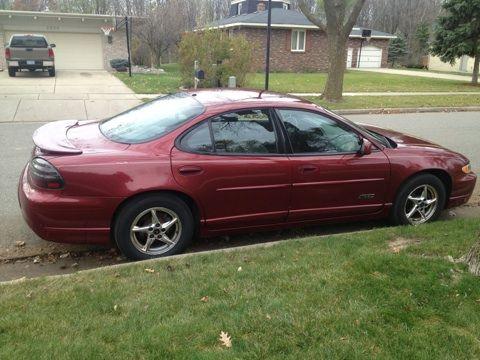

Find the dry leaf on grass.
[
  {"left": 200, "top": 296, "right": 209, "bottom": 303},
  {"left": 219, "top": 331, "right": 232, "bottom": 348},
  {"left": 237, "top": 266, "right": 242, "bottom": 272},
  {"left": 113, "top": 305, "right": 118, "bottom": 311},
  {"left": 145, "top": 268, "right": 155, "bottom": 273}
]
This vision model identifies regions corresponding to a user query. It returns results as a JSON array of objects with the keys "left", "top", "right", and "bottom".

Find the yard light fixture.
[{"left": 265, "top": 0, "right": 272, "bottom": 91}]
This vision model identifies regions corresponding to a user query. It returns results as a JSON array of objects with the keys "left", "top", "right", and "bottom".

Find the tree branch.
[
  {"left": 298, "top": 0, "right": 326, "bottom": 32},
  {"left": 344, "top": 0, "right": 367, "bottom": 33}
]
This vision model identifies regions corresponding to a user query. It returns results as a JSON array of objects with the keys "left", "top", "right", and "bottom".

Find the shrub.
[
  {"left": 110, "top": 58, "right": 129, "bottom": 69},
  {"left": 179, "top": 30, "right": 253, "bottom": 88}
]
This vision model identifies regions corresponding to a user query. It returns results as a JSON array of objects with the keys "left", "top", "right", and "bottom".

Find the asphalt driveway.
[{"left": 0, "top": 70, "right": 142, "bottom": 122}]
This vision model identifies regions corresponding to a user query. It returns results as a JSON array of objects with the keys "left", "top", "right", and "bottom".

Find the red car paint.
[{"left": 18, "top": 90, "right": 476, "bottom": 245}]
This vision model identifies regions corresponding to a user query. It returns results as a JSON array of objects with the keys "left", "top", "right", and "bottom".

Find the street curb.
[
  {"left": 334, "top": 106, "right": 480, "bottom": 116},
  {"left": 0, "top": 227, "right": 375, "bottom": 286}
]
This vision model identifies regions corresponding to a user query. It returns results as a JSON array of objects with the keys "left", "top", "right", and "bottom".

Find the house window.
[{"left": 291, "top": 30, "right": 306, "bottom": 52}]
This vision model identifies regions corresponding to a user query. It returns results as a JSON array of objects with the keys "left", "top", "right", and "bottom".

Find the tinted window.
[
  {"left": 211, "top": 109, "right": 278, "bottom": 154},
  {"left": 279, "top": 110, "right": 361, "bottom": 154},
  {"left": 10, "top": 36, "right": 47, "bottom": 48},
  {"left": 100, "top": 93, "right": 204, "bottom": 144},
  {"left": 180, "top": 122, "right": 213, "bottom": 153}
]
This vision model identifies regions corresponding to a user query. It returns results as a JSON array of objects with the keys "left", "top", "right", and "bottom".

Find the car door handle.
[
  {"left": 299, "top": 164, "right": 318, "bottom": 174},
  {"left": 178, "top": 165, "right": 203, "bottom": 176}
]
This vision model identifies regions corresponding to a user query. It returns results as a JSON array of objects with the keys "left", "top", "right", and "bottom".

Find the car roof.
[{"left": 186, "top": 88, "right": 313, "bottom": 108}]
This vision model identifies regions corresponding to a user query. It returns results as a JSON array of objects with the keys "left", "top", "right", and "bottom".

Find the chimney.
[{"left": 257, "top": 2, "right": 266, "bottom": 12}]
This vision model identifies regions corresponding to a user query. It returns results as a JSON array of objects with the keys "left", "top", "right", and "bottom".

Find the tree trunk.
[
  {"left": 472, "top": 52, "right": 479, "bottom": 85},
  {"left": 461, "top": 235, "right": 480, "bottom": 276},
  {"left": 323, "top": 34, "right": 348, "bottom": 102}
]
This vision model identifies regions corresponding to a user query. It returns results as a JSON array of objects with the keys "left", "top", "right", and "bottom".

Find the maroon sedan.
[{"left": 18, "top": 90, "right": 476, "bottom": 260}]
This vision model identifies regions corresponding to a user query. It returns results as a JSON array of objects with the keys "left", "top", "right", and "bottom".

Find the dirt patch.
[{"left": 388, "top": 237, "right": 422, "bottom": 253}]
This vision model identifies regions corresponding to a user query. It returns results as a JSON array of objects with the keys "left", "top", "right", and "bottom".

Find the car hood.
[{"left": 33, "top": 120, "right": 128, "bottom": 155}]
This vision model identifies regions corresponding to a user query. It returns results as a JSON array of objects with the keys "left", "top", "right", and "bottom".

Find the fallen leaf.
[
  {"left": 15, "top": 241, "right": 26, "bottom": 247},
  {"left": 113, "top": 304, "right": 118, "bottom": 311},
  {"left": 237, "top": 266, "right": 242, "bottom": 272},
  {"left": 266, "top": 314, "right": 271, "bottom": 320},
  {"left": 145, "top": 268, "right": 155, "bottom": 273},
  {"left": 59, "top": 253, "right": 70, "bottom": 259},
  {"left": 219, "top": 331, "right": 232, "bottom": 348},
  {"left": 33, "top": 256, "right": 41, "bottom": 264},
  {"left": 200, "top": 296, "right": 209, "bottom": 303},
  {"left": 71, "top": 262, "right": 79, "bottom": 268}
]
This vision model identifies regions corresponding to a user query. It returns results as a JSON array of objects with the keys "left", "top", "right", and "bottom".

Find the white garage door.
[
  {"left": 346, "top": 48, "right": 353, "bottom": 68},
  {"left": 6, "top": 31, "right": 104, "bottom": 70},
  {"left": 357, "top": 46, "right": 382, "bottom": 68}
]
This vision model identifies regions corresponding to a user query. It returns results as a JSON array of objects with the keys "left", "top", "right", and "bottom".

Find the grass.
[
  {"left": 307, "top": 94, "right": 480, "bottom": 110},
  {"left": 2, "top": 219, "right": 480, "bottom": 358},
  {"left": 115, "top": 64, "right": 480, "bottom": 95}
]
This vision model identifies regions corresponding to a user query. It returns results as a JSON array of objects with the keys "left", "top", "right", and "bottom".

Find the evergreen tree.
[
  {"left": 431, "top": 0, "right": 480, "bottom": 84},
  {"left": 388, "top": 34, "right": 407, "bottom": 67}
]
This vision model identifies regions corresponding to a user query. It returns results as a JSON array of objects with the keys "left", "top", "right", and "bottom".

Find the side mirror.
[
  {"left": 50, "top": 43, "right": 56, "bottom": 48},
  {"left": 358, "top": 138, "right": 373, "bottom": 156}
]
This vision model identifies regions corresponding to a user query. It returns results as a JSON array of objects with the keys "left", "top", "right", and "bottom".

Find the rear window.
[
  {"left": 10, "top": 36, "right": 48, "bottom": 48},
  {"left": 100, "top": 93, "right": 205, "bottom": 144}
]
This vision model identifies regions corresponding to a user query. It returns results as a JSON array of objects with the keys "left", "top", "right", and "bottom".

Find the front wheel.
[
  {"left": 391, "top": 174, "right": 446, "bottom": 226},
  {"left": 114, "top": 194, "right": 195, "bottom": 260}
]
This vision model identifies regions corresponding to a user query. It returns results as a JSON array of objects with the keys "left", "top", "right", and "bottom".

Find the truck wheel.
[
  {"left": 8, "top": 67, "right": 16, "bottom": 77},
  {"left": 48, "top": 68, "right": 55, "bottom": 77}
]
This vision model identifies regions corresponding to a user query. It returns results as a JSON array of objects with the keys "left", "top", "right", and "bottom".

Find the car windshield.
[
  {"left": 100, "top": 93, "right": 205, "bottom": 144},
  {"left": 10, "top": 36, "right": 47, "bottom": 48}
]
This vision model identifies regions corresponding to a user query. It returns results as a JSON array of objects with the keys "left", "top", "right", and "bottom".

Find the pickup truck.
[{"left": 4, "top": 34, "right": 56, "bottom": 77}]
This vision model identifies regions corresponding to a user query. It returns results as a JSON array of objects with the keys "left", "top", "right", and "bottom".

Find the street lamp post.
[{"left": 265, "top": 0, "right": 272, "bottom": 90}]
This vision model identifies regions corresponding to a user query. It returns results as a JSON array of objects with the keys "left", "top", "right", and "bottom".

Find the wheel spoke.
[
  {"left": 161, "top": 217, "right": 178, "bottom": 231},
  {"left": 151, "top": 209, "right": 160, "bottom": 224},
  {"left": 421, "top": 185, "right": 428, "bottom": 199},
  {"left": 418, "top": 208, "right": 427, "bottom": 220},
  {"left": 406, "top": 205, "right": 418, "bottom": 219},
  {"left": 142, "top": 236, "right": 156, "bottom": 252},
  {"left": 425, "top": 198, "right": 437, "bottom": 206},
  {"left": 132, "top": 225, "right": 150, "bottom": 233},
  {"left": 160, "top": 234, "right": 174, "bottom": 245},
  {"left": 408, "top": 196, "right": 423, "bottom": 203}
]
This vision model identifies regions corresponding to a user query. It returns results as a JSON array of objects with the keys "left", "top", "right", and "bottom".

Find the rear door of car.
[
  {"left": 171, "top": 108, "right": 292, "bottom": 231},
  {"left": 275, "top": 108, "right": 390, "bottom": 221}
]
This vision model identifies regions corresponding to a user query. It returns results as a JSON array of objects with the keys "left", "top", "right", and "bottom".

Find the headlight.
[{"left": 462, "top": 163, "right": 472, "bottom": 174}]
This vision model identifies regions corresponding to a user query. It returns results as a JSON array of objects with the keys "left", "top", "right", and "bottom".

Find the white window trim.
[
  {"left": 237, "top": 2, "right": 243, "bottom": 15},
  {"left": 291, "top": 29, "right": 306, "bottom": 53}
]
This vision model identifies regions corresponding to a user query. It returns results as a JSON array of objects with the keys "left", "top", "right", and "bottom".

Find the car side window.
[
  {"left": 179, "top": 121, "right": 213, "bottom": 153},
  {"left": 210, "top": 109, "right": 278, "bottom": 154},
  {"left": 278, "top": 109, "right": 361, "bottom": 154}
]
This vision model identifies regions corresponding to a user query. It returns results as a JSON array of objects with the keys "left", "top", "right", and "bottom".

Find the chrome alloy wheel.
[
  {"left": 130, "top": 207, "right": 182, "bottom": 255},
  {"left": 404, "top": 185, "right": 438, "bottom": 225}
]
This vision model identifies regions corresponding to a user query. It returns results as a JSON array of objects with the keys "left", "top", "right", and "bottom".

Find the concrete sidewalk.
[
  {"left": 0, "top": 70, "right": 143, "bottom": 122},
  {"left": 351, "top": 68, "right": 473, "bottom": 82}
]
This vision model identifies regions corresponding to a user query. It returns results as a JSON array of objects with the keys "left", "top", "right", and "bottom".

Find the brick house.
[
  {"left": 0, "top": 9, "right": 127, "bottom": 71},
  {"left": 205, "top": 0, "right": 395, "bottom": 72}
]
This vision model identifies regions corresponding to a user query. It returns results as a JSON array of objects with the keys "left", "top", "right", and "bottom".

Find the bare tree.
[{"left": 299, "top": 0, "right": 367, "bottom": 102}]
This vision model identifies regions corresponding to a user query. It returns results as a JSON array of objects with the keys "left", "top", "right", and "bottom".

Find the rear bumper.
[
  {"left": 447, "top": 172, "right": 477, "bottom": 208},
  {"left": 8, "top": 60, "right": 54, "bottom": 69},
  {"left": 18, "top": 165, "right": 120, "bottom": 245}
]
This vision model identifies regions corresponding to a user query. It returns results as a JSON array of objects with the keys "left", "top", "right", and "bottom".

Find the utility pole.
[
  {"left": 125, "top": 16, "right": 132, "bottom": 77},
  {"left": 265, "top": 0, "right": 272, "bottom": 90}
]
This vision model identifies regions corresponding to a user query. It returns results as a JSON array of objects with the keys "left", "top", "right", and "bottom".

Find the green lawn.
[
  {"left": 308, "top": 94, "right": 480, "bottom": 110},
  {"left": 2, "top": 219, "right": 480, "bottom": 358},
  {"left": 115, "top": 63, "right": 182, "bottom": 94}
]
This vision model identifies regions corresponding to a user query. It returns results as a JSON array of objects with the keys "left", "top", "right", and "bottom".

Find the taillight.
[
  {"left": 48, "top": 48, "right": 54, "bottom": 58},
  {"left": 5, "top": 48, "right": 11, "bottom": 60},
  {"left": 28, "top": 157, "right": 64, "bottom": 190}
]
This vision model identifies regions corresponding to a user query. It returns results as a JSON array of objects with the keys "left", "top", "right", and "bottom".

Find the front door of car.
[
  {"left": 276, "top": 109, "right": 390, "bottom": 221},
  {"left": 171, "top": 108, "right": 291, "bottom": 231}
]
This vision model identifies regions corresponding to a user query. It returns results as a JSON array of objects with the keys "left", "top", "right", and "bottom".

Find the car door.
[
  {"left": 171, "top": 108, "right": 291, "bottom": 231},
  {"left": 276, "top": 108, "right": 390, "bottom": 221}
]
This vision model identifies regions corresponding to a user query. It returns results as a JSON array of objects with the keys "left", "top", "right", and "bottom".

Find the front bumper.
[
  {"left": 18, "top": 165, "right": 119, "bottom": 245},
  {"left": 447, "top": 172, "right": 477, "bottom": 208}
]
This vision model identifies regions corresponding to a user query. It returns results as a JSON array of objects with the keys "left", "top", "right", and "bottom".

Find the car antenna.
[{"left": 258, "top": 90, "right": 265, "bottom": 99}]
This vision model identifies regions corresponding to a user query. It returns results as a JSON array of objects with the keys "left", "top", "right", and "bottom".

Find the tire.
[
  {"left": 113, "top": 194, "right": 195, "bottom": 260},
  {"left": 390, "top": 173, "right": 446, "bottom": 226},
  {"left": 8, "top": 67, "right": 15, "bottom": 77},
  {"left": 48, "top": 67, "right": 55, "bottom": 77}
]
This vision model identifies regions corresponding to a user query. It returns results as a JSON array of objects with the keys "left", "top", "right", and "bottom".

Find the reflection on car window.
[
  {"left": 180, "top": 121, "right": 213, "bottom": 153},
  {"left": 10, "top": 36, "right": 47, "bottom": 48},
  {"left": 100, "top": 93, "right": 204, "bottom": 144},
  {"left": 211, "top": 109, "right": 278, "bottom": 154},
  {"left": 279, "top": 110, "right": 361, "bottom": 154}
]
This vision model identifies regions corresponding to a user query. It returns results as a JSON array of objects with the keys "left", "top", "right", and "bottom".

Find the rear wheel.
[
  {"left": 8, "top": 67, "right": 16, "bottom": 77},
  {"left": 114, "top": 194, "right": 195, "bottom": 260},
  {"left": 48, "top": 67, "right": 55, "bottom": 77},
  {"left": 391, "top": 174, "right": 446, "bottom": 225}
]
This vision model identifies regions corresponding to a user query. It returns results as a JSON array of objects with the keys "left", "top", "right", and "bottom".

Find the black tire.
[
  {"left": 8, "top": 67, "right": 15, "bottom": 77},
  {"left": 48, "top": 68, "right": 56, "bottom": 77},
  {"left": 114, "top": 193, "right": 195, "bottom": 260},
  {"left": 390, "top": 173, "right": 446, "bottom": 226}
]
